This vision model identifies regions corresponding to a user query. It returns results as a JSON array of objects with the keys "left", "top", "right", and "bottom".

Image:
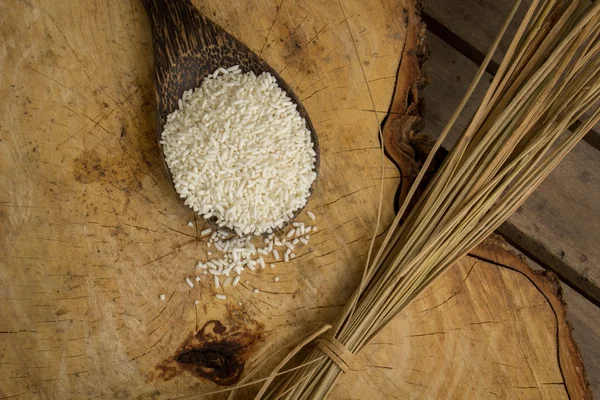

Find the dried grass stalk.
[{"left": 221, "top": 0, "right": 600, "bottom": 398}]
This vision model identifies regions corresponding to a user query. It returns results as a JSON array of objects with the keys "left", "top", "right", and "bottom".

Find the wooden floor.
[{"left": 422, "top": 0, "right": 600, "bottom": 394}]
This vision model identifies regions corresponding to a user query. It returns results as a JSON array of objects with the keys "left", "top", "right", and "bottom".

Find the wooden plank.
[
  {"left": 562, "top": 284, "right": 600, "bottom": 394},
  {"left": 426, "top": 0, "right": 593, "bottom": 66},
  {"left": 422, "top": 33, "right": 600, "bottom": 302},
  {"left": 425, "top": 0, "right": 529, "bottom": 65},
  {"left": 424, "top": 0, "right": 600, "bottom": 147}
]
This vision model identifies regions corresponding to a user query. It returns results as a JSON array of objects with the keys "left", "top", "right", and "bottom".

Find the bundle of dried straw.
[{"left": 211, "top": 0, "right": 600, "bottom": 398}]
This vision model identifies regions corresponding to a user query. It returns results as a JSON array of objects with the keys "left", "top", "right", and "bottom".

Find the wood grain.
[
  {"left": 509, "top": 245, "right": 600, "bottom": 395},
  {"left": 333, "top": 236, "right": 590, "bottom": 399},
  {"left": 0, "top": 0, "right": 406, "bottom": 397},
  {"left": 0, "top": 0, "right": 591, "bottom": 398}
]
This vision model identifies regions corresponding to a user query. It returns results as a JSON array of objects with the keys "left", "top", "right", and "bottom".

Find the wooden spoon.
[{"left": 142, "top": 0, "right": 319, "bottom": 232}]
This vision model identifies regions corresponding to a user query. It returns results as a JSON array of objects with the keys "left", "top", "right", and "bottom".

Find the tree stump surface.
[{"left": 0, "top": 0, "right": 589, "bottom": 398}]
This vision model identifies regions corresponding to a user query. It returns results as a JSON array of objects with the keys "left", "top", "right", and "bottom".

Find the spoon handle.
[
  {"left": 143, "top": 0, "right": 213, "bottom": 57},
  {"left": 143, "top": 0, "right": 211, "bottom": 88},
  {"left": 143, "top": 0, "right": 211, "bottom": 137},
  {"left": 142, "top": 0, "right": 245, "bottom": 125}
]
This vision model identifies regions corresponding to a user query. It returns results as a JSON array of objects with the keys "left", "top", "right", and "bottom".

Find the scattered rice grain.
[{"left": 185, "top": 277, "right": 194, "bottom": 288}]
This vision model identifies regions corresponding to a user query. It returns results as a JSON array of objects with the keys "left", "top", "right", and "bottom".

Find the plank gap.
[
  {"left": 500, "top": 230, "right": 600, "bottom": 309},
  {"left": 421, "top": 12, "right": 600, "bottom": 151}
]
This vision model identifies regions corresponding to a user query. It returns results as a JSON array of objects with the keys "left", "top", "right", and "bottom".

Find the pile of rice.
[{"left": 160, "top": 66, "right": 317, "bottom": 235}]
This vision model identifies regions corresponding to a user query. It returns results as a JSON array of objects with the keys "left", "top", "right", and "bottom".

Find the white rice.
[
  {"left": 180, "top": 210, "right": 319, "bottom": 301},
  {"left": 185, "top": 277, "right": 194, "bottom": 288},
  {"left": 161, "top": 66, "right": 317, "bottom": 234}
]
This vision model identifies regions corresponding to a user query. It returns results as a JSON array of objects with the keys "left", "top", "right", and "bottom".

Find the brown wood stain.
[{"left": 153, "top": 320, "right": 262, "bottom": 386}]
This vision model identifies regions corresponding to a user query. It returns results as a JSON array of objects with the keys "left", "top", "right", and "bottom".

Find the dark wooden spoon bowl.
[{"left": 142, "top": 0, "right": 319, "bottom": 234}]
